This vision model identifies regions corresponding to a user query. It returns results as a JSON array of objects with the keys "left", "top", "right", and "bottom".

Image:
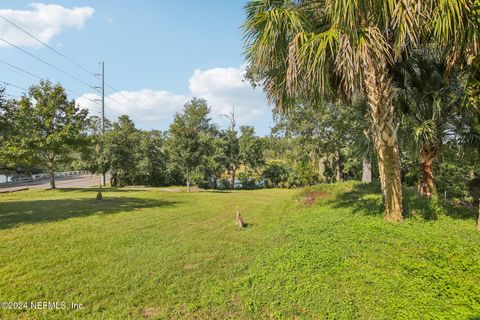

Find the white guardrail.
[{"left": 1, "top": 170, "right": 89, "bottom": 185}]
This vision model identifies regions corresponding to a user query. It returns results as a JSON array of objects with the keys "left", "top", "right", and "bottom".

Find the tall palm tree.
[
  {"left": 393, "top": 47, "right": 465, "bottom": 197},
  {"left": 243, "top": 0, "right": 479, "bottom": 222}
]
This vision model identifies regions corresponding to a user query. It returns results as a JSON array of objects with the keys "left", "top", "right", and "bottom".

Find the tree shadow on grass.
[
  {"left": 329, "top": 182, "right": 384, "bottom": 217},
  {"left": 403, "top": 187, "right": 476, "bottom": 220},
  {"left": 0, "top": 196, "right": 177, "bottom": 230},
  {"left": 57, "top": 187, "right": 145, "bottom": 193},
  {"left": 330, "top": 182, "right": 476, "bottom": 221},
  {"left": 202, "top": 190, "right": 233, "bottom": 194}
]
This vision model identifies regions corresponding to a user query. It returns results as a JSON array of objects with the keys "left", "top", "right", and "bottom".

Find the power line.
[
  {"left": 0, "top": 58, "right": 42, "bottom": 81},
  {"left": 104, "top": 82, "right": 135, "bottom": 103},
  {"left": 105, "top": 95, "right": 128, "bottom": 111},
  {"left": 0, "top": 15, "right": 96, "bottom": 78},
  {"left": 0, "top": 62, "right": 37, "bottom": 82},
  {"left": 0, "top": 63, "right": 130, "bottom": 119},
  {"left": 0, "top": 16, "right": 134, "bottom": 106},
  {"left": 0, "top": 59, "right": 99, "bottom": 104},
  {"left": 0, "top": 18, "right": 135, "bottom": 116},
  {"left": 0, "top": 80, "right": 28, "bottom": 91},
  {"left": 0, "top": 16, "right": 111, "bottom": 108},
  {"left": 0, "top": 80, "right": 107, "bottom": 121},
  {"left": 5, "top": 93, "right": 21, "bottom": 99},
  {"left": 99, "top": 66, "right": 136, "bottom": 116},
  {"left": 0, "top": 36, "right": 98, "bottom": 92}
]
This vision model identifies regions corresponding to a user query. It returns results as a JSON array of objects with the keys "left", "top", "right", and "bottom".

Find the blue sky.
[{"left": 0, "top": 1, "right": 273, "bottom": 135}]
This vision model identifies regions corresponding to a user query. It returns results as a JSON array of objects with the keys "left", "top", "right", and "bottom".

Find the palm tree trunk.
[
  {"left": 418, "top": 145, "right": 437, "bottom": 197},
  {"left": 362, "top": 157, "right": 372, "bottom": 183},
  {"left": 364, "top": 61, "right": 404, "bottom": 222}
]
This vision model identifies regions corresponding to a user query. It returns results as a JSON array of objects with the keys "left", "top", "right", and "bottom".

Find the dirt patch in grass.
[
  {"left": 301, "top": 190, "right": 331, "bottom": 206},
  {"left": 183, "top": 263, "right": 198, "bottom": 270},
  {"left": 142, "top": 307, "right": 160, "bottom": 318}
]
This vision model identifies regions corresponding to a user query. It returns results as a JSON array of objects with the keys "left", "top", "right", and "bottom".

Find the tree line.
[
  {"left": 0, "top": 86, "right": 266, "bottom": 191},
  {"left": 0, "top": 64, "right": 478, "bottom": 210}
]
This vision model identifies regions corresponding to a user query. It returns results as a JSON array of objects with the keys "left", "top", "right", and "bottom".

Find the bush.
[
  {"left": 238, "top": 172, "right": 257, "bottom": 189},
  {"left": 288, "top": 162, "right": 319, "bottom": 187}
]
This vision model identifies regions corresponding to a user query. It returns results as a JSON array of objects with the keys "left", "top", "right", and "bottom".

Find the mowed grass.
[{"left": 0, "top": 183, "right": 479, "bottom": 319}]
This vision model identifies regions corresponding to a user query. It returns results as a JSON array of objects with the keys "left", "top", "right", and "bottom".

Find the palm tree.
[
  {"left": 392, "top": 47, "right": 465, "bottom": 197},
  {"left": 243, "top": 0, "right": 478, "bottom": 222}
]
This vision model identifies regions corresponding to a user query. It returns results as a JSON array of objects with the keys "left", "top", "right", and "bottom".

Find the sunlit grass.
[{"left": 0, "top": 183, "right": 479, "bottom": 319}]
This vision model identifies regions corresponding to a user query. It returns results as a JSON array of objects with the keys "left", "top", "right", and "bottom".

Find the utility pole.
[
  {"left": 101, "top": 61, "right": 105, "bottom": 134},
  {"left": 95, "top": 61, "right": 105, "bottom": 188},
  {"left": 94, "top": 61, "right": 106, "bottom": 200},
  {"left": 100, "top": 61, "right": 106, "bottom": 186}
]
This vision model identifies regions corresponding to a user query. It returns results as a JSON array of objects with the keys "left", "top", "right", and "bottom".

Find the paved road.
[{"left": 0, "top": 174, "right": 103, "bottom": 192}]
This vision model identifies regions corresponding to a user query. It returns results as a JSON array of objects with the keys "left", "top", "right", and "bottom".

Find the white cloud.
[
  {"left": 189, "top": 66, "right": 269, "bottom": 125},
  {"left": 0, "top": 3, "right": 94, "bottom": 48},
  {"left": 76, "top": 90, "right": 188, "bottom": 129},
  {"left": 76, "top": 66, "right": 271, "bottom": 134},
  {"left": 189, "top": 67, "right": 246, "bottom": 94}
]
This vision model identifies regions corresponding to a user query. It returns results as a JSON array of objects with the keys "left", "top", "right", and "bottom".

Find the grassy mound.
[{"left": 0, "top": 182, "right": 479, "bottom": 319}]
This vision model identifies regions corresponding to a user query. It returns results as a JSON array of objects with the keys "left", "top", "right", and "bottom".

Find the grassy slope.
[{"left": 0, "top": 183, "right": 479, "bottom": 319}]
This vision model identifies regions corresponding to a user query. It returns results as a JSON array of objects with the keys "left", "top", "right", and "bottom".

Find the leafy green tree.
[
  {"left": 262, "top": 161, "right": 290, "bottom": 188},
  {"left": 1, "top": 80, "right": 88, "bottom": 188},
  {"left": 223, "top": 128, "right": 240, "bottom": 189},
  {"left": 105, "top": 115, "right": 140, "bottom": 187},
  {"left": 202, "top": 130, "right": 228, "bottom": 189},
  {"left": 0, "top": 90, "right": 39, "bottom": 176},
  {"left": 271, "top": 101, "right": 363, "bottom": 184},
  {"left": 135, "top": 130, "right": 168, "bottom": 186},
  {"left": 239, "top": 125, "right": 265, "bottom": 173},
  {"left": 243, "top": 0, "right": 479, "bottom": 221},
  {"left": 79, "top": 115, "right": 112, "bottom": 177},
  {"left": 166, "top": 98, "right": 215, "bottom": 191}
]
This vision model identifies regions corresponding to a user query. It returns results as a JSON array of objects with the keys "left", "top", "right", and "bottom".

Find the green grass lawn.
[{"left": 0, "top": 183, "right": 479, "bottom": 319}]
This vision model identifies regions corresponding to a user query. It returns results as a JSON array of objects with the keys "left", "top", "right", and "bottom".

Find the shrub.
[{"left": 238, "top": 172, "right": 257, "bottom": 189}]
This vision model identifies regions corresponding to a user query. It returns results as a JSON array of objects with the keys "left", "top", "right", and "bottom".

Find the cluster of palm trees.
[
  {"left": 243, "top": 0, "right": 479, "bottom": 221},
  {"left": 392, "top": 47, "right": 467, "bottom": 198}
]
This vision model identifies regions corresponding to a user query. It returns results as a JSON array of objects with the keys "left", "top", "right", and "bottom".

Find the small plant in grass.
[{"left": 236, "top": 209, "right": 245, "bottom": 228}]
